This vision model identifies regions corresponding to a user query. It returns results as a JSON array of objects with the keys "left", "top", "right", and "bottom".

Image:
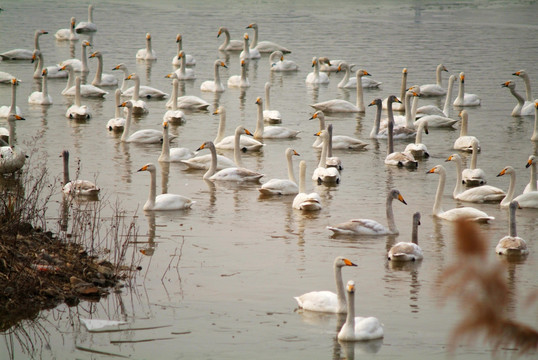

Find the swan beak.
[
  {"left": 220, "top": 62, "right": 227, "bottom": 68},
  {"left": 443, "top": 66, "right": 448, "bottom": 72},
  {"left": 343, "top": 259, "right": 357, "bottom": 267},
  {"left": 526, "top": 160, "right": 533, "bottom": 168},
  {"left": 255, "top": 97, "right": 262, "bottom": 104},
  {"left": 398, "top": 194, "right": 407, "bottom": 205},
  {"left": 347, "top": 282, "right": 355, "bottom": 293},
  {"left": 364, "top": 71, "right": 371, "bottom": 76},
  {"left": 445, "top": 155, "right": 453, "bottom": 162},
  {"left": 314, "top": 131, "right": 321, "bottom": 136},
  {"left": 512, "top": 71, "right": 521, "bottom": 76},
  {"left": 427, "top": 167, "right": 436, "bottom": 174},
  {"left": 244, "top": 129, "right": 254, "bottom": 136},
  {"left": 293, "top": 150, "right": 300, "bottom": 156},
  {"left": 217, "top": 30, "right": 222, "bottom": 38},
  {"left": 13, "top": 115, "right": 25, "bottom": 121},
  {"left": 137, "top": 165, "right": 149, "bottom": 172},
  {"left": 280, "top": 56, "right": 284, "bottom": 61},
  {"left": 196, "top": 143, "right": 206, "bottom": 151},
  {"left": 311, "top": 61, "right": 315, "bottom": 67},
  {"left": 395, "top": 97, "right": 402, "bottom": 104},
  {"left": 501, "top": 81, "right": 510, "bottom": 87},
  {"left": 176, "top": 35, "right": 182, "bottom": 42},
  {"left": 212, "top": 109, "right": 220, "bottom": 115},
  {"left": 118, "top": 102, "right": 127, "bottom": 108},
  {"left": 497, "top": 169, "right": 506, "bottom": 177},
  {"left": 336, "top": 65, "right": 342, "bottom": 73}
]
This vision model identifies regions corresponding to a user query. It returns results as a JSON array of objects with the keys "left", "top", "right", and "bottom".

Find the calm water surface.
[{"left": 1, "top": 0, "right": 537, "bottom": 358}]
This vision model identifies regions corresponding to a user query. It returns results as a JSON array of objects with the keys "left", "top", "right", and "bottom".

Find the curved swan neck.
[
  {"left": 171, "top": 79, "right": 178, "bottom": 110},
  {"left": 286, "top": 149, "right": 297, "bottom": 184},
  {"left": 233, "top": 127, "right": 244, "bottom": 167},
  {"left": 509, "top": 85, "right": 525, "bottom": 106},
  {"left": 370, "top": 101, "right": 382, "bottom": 137},
  {"left": 75, "top": 77, "right": 81, "bottom": 107},
  {"left": 204, "top": 142, "right": 218, "bottom": 180},
  {"left": 298, "top": 161, "right": 306, "bottom": 193},
  {"left": 436, "top": 64, "right": 444, "bottom": 87},
  {"left": 501, "top": 170, "right": 516, "bottom": 207},
  {"left": 213, "top": 61, "right": 222, "bottom": 84},
  {"left": 355, "top": 71, "right": 365, "bottom": 112},
  {"left": 114, "top": 90, "right": 121, "bottom": 118},
  {"left": 214, "top": 109, "right": 226, "bottom": 144},
  {"left": 521, "top": 73, "right": 532, "bottom": 102},
  {"left": 63, "top": 151, "right": 70, "bottom": 184},
  {"left": 121, "top": 105, "right": 132, "bottom": 141},
  {"left": 452, "top": 156, "right": 464, "bottom": 197},
  {"left": 34, "top": 30, "right": 42, "bottom": 50},
  {"left": 443, "top": 76, "right": 456, "bottom": 116},
  {"left": 254, "top": 100, "right": 264, "bottom": 139},
  {"left": 264, "top": 82, "right": 271, "bottom": 110},
  {"left": 433, "top": 168, "right": 446, "bottom": 216},
  {"left": 119, "top": 66, "right": 129, "bottom": 91},
  {"left": 64, "top": 66, "right": 75, "bottom": 93},
  {"left": 33, "top": 51, "right": 43, "bottom": 78},
  {"left": 221, "top": 28, "right": 231, "bottom": 47},
  {"left": 334, "top": 264, "right": 347, "bottom": 312},
  {"left": 250, "top": 24, "right": 258, "bottom": 49},
  {"left": 509, "top": 202, "right": 517, "bottom": 237},
  {"left": 337, "top": 64, "right": 350, "bottom": 88},
  {"left": 532, "top": 103, "right": 538, "bottom": 141},
  {"left": 470, "top": 142, "right": 478, "bottom": 169},
  {"left": 386, "top": 192, "right": 397, "bottom": 233}
]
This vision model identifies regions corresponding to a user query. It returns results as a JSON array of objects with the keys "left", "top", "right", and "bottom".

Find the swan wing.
[
  {"left": 388, "top": 242, "right": 423, "bottom": 261},
  {"left": 327, "top": 219, "right": 389, "bottom": 235},
  {"left": 310, "top": 100, "right": 359, "bottom": 113},
  {"left": 258, "top": 179, "right": 298, "bottom": 195},
  {"left": 294, "top": 291, "right": 338, "bottom": 313},
  {"left": 152, "top": 194, "right": 194, "bottom": 210}
]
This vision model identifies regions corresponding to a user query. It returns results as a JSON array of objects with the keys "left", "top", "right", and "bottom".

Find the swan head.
[
  {"left": 310, "top": 110, "right": 325, "bottom": 121},
  {"left": 197, "top": 141, "right": 214, "bottom": 152},
  {"left": 112, "top": 63, "right": 126, "bottom": 71},
  {"left": 439, "top": 64, "right": 448, "bottom": 72},
  {"left": 82, "top": 40, "right": 91, "bottom": 47},
  {"left": 215, "top": 60, "right": 227, "bottom": 68},
  {"left": 458, "top": 109, "right": 468, "bottom": 119},
  {"left": 318, "top": 57, "right": 331, "bottom": 66},
  {"left": 246, "top": 23, "right": 257, "bottom": 29},
  {"left": 119, "top": 100, "right": 133, "bottom": 108},
  {"left": 162, "top": 121, "right": 169, "bottom": 130},
  {"left": 497, "top": 166, "right": 514, "bottom": 177},
  {"left": 269, "top": 50, "right": 283, "bottom": 63},
  {"left": 213, "top": 106, "right": 225, "bottom": 115},
  {"left": 243, "top": 33, "right": 249, "bottom": 40},
  {"left": 31, "top": 49, "right": 41, "bottom": 63},
  {"left": 177, "top": 50, "right": 185, "bottom": 59},
  {"left": 42, "top": 68, "right": 48, "bottom": 77},
  {"left": 369, "top": 98, "right": 382, "bottom": 107},
  {"left": 501, "top": 80, "right": 516, "bottom": 90},
  {"left": 240, "top": 59, "right": 246, "bottom": 67},
  {"left": 512, "top": 70, "right": 526, "bottom": 77},
  {"left": 446, "top": 153, "right": 461, "bottom": 164},
  {"left": 346, "top": 280, "right": 355, "bottom": 294},
  {"left": 176, "top": 34, "right": 182, "bottom": 42},
  {"left": 89, "top": 51, "right": 101, "bottom": 59},
  {"left": 390, "top": 189, "right": 407, "bottom": 205},
  {"left": 146, "top": 33, "right": 151, "bottom": 40},
  {"left": 413, "top": 212, "right": 421, "bottom": 226},
  {"left": 165, "top": 72, "right": 178, "bottom": 79},
  {"left": 459, "top": 72, "right": 465, "bottom": 83},
  {"left": 7, "top": 114, "right": 25, "bottom": 121},
  {"left": 37, "top": 29, "right": 48, "bottom": 35},
  {"left": 336, "top": 62, "right": 348, "bottom": 73},
  {"left": 10, "top": 78, "right": 20, "bottom": 85},
  {"left": 402, "top": 68, "right": 408, "bottom": 74},
  {"left": 137, "top": 163, "right": 155, "bottom": 173},
  {"left": 356, "top": 69, "right": 371, "bottom": 77},
  {"left": 311, "top": 57, "right": 318, "bottom": 67},
  {"left": 70, "top": 17, "right": 76, "bottom": 28},
  {"left": 334, "top": 257, "right": 357, "bottom": 268},
  {"left": 427, "top": 165, "right": 445, "bottom": 175},
  {"left": 387, "top": 95, "right": 402, "bottom": 105},
  {"left": 235, "top": 125, "right": 254, "bottom": 137},
  {"left": 286, "top": 148, "right": 300, "bottom": 158},
  {"left": 255, "top": 97, "right": 262, "bottom": 105},
  {"left": 527, "top": 155, "right": 536, "bottom": 168},
  {"left": 125, "top": 73, "right": 138, "bottom": 81}
]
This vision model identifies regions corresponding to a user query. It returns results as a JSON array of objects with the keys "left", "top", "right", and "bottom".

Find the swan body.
[
  {"left": 388, "top": 212, "right": 423, "bottom": 261},
  {"left": 75, "top": 5, "right": 97, "bottom": 33},
  {"left": 427, "top": 165, "right": 494, "bottom": 222},
  {"left": 119, "top": 101, "right": 175, "bottom": 143},
  {"left": 164, "top": 73, "right": 210, "bottom": 110},
  {"left": 59, "top": 40, "right": 91, "bottom": 73},
  {"left": 337, "top": 62, "right": 382, "bottom": 89},
  {"left": 337, "top": 280, "right": 384, "bottom": 342},
  {"left": 0, "top": 72, "right": 16, "bottom": 84},
  {"left": 136, "top": 33, "right": 157, "bottom": 60},
  {"left": 416, "top": 74, "right": 457, "bottom": 118},
  {"left": 246, "top": 23, "right": 291, "bottom": 53},
  {"left": 213, "top": 107, "right": 264, "bottom": 152},
  {"left": 61, "top": 150, "right": 99, "bottom": 196},
  {"left": 227, "top": 59, "right": 250, "bottom": 88},
  {"left": 124, "top": 74, "right": 149, "bottom": 115},
  {"left": 0, "top": 114, "right": 26, "bottom": 175},
  {"left": 137, "top": 163, "right": 194, "bottom": 210},
  {"left": 269, "top": 51, "right": 298, "bottom": 71},
  {"left": 239, "top": 33, "right": 260, "bottom": 60},
  {"left": 31, "top": 50, "right": 66, "bottom": 79},
  {"left": 293, "top": 160, "right": 322, "bottom": 211},
  {"left": 311, "top": 69, "right": 370, "bottom": 113},
  {"left": 501, "top": 80, "right": 534, "bottom": 116},
  {"left": 158, "top": 121, "right": 195, "bottom": 162},
  {"left": 379, "top": 87, "right": 420, "bottom": 135},
  {"left": 382, "top": 68, "right": 407, "bottom": 111},
  {"left": 201, "top": 60, "right": 227, "bottom": 92},
  {"left": 106, "top": 89, "right": 126, "bottom": 131},
  {"left": 419, "top": 64, "right": 448, "bottom": 96},
  {"left": 496, "top": 201, "right": 528, "bottom": 256},
  {"left": 305, "top": 57, "right": 330, "bottom": 85},
  {"left": 327, "top": 189, "right": 407, "bottom": 236},
  {"left": 0, "top": 30, "right": 47, "bottom": 60},
  {"left": 263, "top": 82, "right": 282, "bottom": 123},
  {"left": 217, "top": 27, "right": 243, "bottom": 51},
  {"left": 163, "top": 79, "right": 186, "bottom": 124},
  {"left": 89, "top": 51, "right": 118, "bottom": 86},
  {"left": 325, "top": 124, "right": 343, "bottom": 170},
  {"left": 310, "top": 111, "right": 367, "bottom": 149},
  {"left": 461, "top": 139, "right": 486, "bottom": 186},
  {"left": 384, "top": 96, "right": 418, "bottom": 168},
  {"left": 171, "top": 34, "right": 195, "bottom": 66},
  {"left": 174, "top": 50, "right": 196, "bottom": 80},
  {"left": 312, "top": 130, "right": 341, "bottom": 184},
  {"left": 28, "top": 69, "right": 53, "bottom": 105},
  {"left": 111, "top": 63, "right": 166, "bottom": 97},
  {"left": 294, "top": 257, "right": 357, "bottom": 313},
  {"left": 65, "top": 76, "right": 91, "bottom": 119},
  {"left": 60, "top": 64, "right": 108, "bottom": 98},
  {"left": 258, "top": 148, "right": 299, "bottom": 195},
  {"left": 453, "top": 72, "right": 481, "bottom": 107},
  {"left": 55, "top": 17, "right": 79, "bottom": 41},
  {"left": 198, "top": 129, "right": 264, "bottom": 183},
  {"left": 254, "top": 97, "right": 299, "bottom": 139},
  {"left": 453, "top": 110, "right": 480, "bottom": 152},
  {"left": 523, "top": 155, "right": 537, "bottom": 193},
  {"left": 404, "top": 119, "right": 429, "bottom": 158},
  {"left": 497, "top": 165, "right": 538, "bottom": 208},
  {"left": 512, "top": 70, "right": 533, "bottom": 102},
  {"left": 446, "top": 154, "right": 505, "bottom": 203},
  {"left": 0, "top": 78, "right": 22, "bottom": 118}
]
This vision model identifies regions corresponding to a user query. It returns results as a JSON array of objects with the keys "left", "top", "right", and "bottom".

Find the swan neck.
[
  {"left": 411, "top": 219, "right": 419, "bottom": 245},
  {"left": 133, "top": 76, "right": 140, "bottom": 101},
  {"left": 338, "top": 65, "right": 350, "bottom": 88},
  {"left": 345, "top": 289, "right": 355, "bottom": 329},
  {"left": 63, "top": 153, "right": 70, "bottom": 184},
  {"left": 334, "top": 264, "right": 347, "bottom": 313},
  {"left": 443, "top": 78, "right": 455, "bottom": 116},
  {"left": 240, "top": 63, "right": 247, "bottom": 82},
  {"left": 453, "top": 157, "right": 464, "bottom": 197},
  {"left": 204, "top": 143, "right": 218, "bottom": 180},
  {"left": 404, "top": 92, "right": 414, "bottom": 128},
  {"left": 34, "top": 31, "right": 41, "bottom": 50},
  {"left": 509, "top": 85, "right": 525, "bottom": 105},
  {"left": 214, "top": 62, "right": 221, "bottom": 84},
  {"left": 146, "top": 37, "right": 152, "bottom": 53},
  {"left": 93, "top": 54, "right": 103, "bottom": 84},
  {"left": 64, "top": 67, "right": 74, "bottom": 93},
  {"left": 75, "top": 77, "right": 81, "bottom": 107},
  {"left": 114, "top": 90, "right": 121, "bottom": 118},
  {"left": 532, "top": 105, "right": 538, "bottom": 141},
  {"left": 33, "top": 52, "right": 43, "bottom": 78},
  {"left": 250, "top": 25, "right": 258, "bottom": 48},
  {"left": 522, "top": 74, "right": 532, "bottom": 102},
  {"left": 433, "top": 169, "right": 446, "bottom": 215},
  {"left": 264, "top": 83, "right": 271, "bottom": 110},
  {"left": 121, "top": 106, "right": 132, "bottom": 141},
  {"left": 436, "top": 65, "right": 443, "bottom": 86},
  {"left": 318, "top": 134, "right": 328, "bottom": 168},
  {"left": 327, "top": 127, "right": 333, "bottom": 158},
  {"left": 501, "top": 171, "right": 516, "bottom": 207},
  {"left": 470, "top": 143, "right": 478, "bottom": 169},
  {"left": 88, "top": 6, "right": 93, "bottom": 22},
  {"left": 509, "top": 203, "right": 517, "bottom": 237},
  {"left": 7, "top": 119, "right": 15, "bottom": 147},
  {"left": 410, "top": 96, "right": 419, "bottom": 121},
  {"left": 299, "top": 162, "right": 306, "bottom": 193},
  {"left": 254, "top": 101, "right": 264, "bottom": 139},
  {"left": 160, "top": 126, "right": 170, "bottom": 161},
  {"left": 370, "top": 102, "right": 381, "bottom": 137},
  {"left": 386, "top": 193, "right": 397, "bottom": 233},
  {"left": 234, "top": 129, "right": 243, "bottom": 167},
  {"left": 457, "top": 77, "right": 464, "bottom": 102},
  {"left": 120, "top": 67, "right": 128, "bottom": 92},
  {"left": 42, "top": 73, "right": 48, "bottom": 98},
  {"left": 530, "top": 162, "right": 537, "bottom": 191},
  {"left": 214, "top": 111, "right": 226, "bottom": 144},
  {"left": 415, "top": 122, "right": 424, "bottom": 144},
  {"left": 172, "top": 80, "right": 178, "bottom": 110},
  {"left": 387, "top": 104, "right": 394, "bottom": 155},
  {"left": 223, "top": 29, "right": 231, "bottom": 46},
  {"left": 286, "top": 151, "right": 297, "bottom": 184},
  {"left": 146, "top": 167, "right": 157, "bottom": 209},
  {"left": 460, "top": 114, "right": 468, "bottom": 136},
  {"left": 81, "top": 44, "right": 88, "bottom": 72},
  {"left": 356, "top": 73, "right": 365, "bottom": 112},
  {"left": 10, "top": 80, "right": 17, "bottom": 115},
  {"left": 400, "top": 72, "right": 408, "bottom": 111}
]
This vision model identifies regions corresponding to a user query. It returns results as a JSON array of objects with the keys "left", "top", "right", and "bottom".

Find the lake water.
[{"left": 1, "top": 0, "right": 537, "bottom": 358}]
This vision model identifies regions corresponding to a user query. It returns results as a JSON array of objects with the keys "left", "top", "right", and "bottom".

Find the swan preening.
[
  {"left": 337, "top": 280, "right": 384, "bottom": 341},
  {"left": 311, "top": 69, "right": 370, "bottom": 113},
  {"left": 427, "top": 165, "right": 494, "bottom": 222},
  {"left": 453, "top": 110, "right": 480, "bottom": 152},
  {"left": 136, "top": 33, "right": 157, "bottom": 60},
  {"left": 294, "top": 256, "right": 357, "bottom": 313},
  {"left": 419, "top": 64, "right": 448, "bottom": 97},
  {"left": 501, "top": 80, "right": 534, "bottom": 116},
  {"left": 61, "top": 150, "right": 100, "bottom": 197},
  {"left": 65, "top": 76, "right": 91, "bottom": 119},
  {"left": 258, "top": 148, "right": 300, "bottom": 195},
  {"left": 55, "top": 17, "right": 79, "bottom": 41},
  {"left": 495, "top": 200, "right": 528, "bottom": 256},
  {"left": 0, "top": 29, "right": 48, "bottom": 60},
  {"left": 246, "top": 23, "right": 291, "bottom": 54},
  {"left": 269, "top": 51, "right": 298, "bottom": 72},
  {"left": 137, "top": 163, "right": 194, "bottom": 210},
  {"left": 28, "top": 69, "right": 53, "bottom": 105},
  {"left": 201, "top": 59, "right": 227, "bottom": 92},
  {"left": 75, "top": 5, "right": 97, "bottom": 33},
  {"left": 388, "top": 212, "right": 423, "bottom": 262},
  {"left": 453, "top": 72, "right": 481, "bottom": 107},
  {"left": 293, "top": 160, "right": 322, "bottom": 211},
  {"left": 217, "top": 27, "right": 243, "bottom": 51}
]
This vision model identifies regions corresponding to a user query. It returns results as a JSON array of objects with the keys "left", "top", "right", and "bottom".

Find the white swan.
[
  {"left": 310, "top": 110, "right": 367, "bottom": 149},
  {"left": 419, "top": 64, "right": 448, "bottom": 96},
  {"left": 0, "top": 71, "right": 17, "bottom": 84},
  {"left": 404, "top": 119, "right": 429, "bottom": 158},
  {"left": 227, "top": 59, "right": 250, "bottom": 88},
  {"left": 501, "top": 80, "right": 534, "bottom": 116},
  {"left": 292, "top": 160, "right": 322, "bottom": 211},
  {"left": 66, "top": 76, "right": 91, "bottom": 120},
  {"left": 378, "top": 88, "right": 419, "bottom": 138},
  {"left": 31, "top": 50, "right": 66, "bottom": 79},
  {"left": 163, "top": 78, "right": 186, "bottom": 124},
  {"left": 28, "top": 69, "right": 53, "bottom": 105},
  {"left": 531, "top": 100, "right": 538, "bottom": 141},
  {"left": 55, "top": 17, "right": 79, "bottom": 41},
  {"left": 200, "top": 59, "right": 227, "bottom": 92},
  {"left": 246, "top": 23, "right": 291, "bottom": 54},
  {"left": 0, "top": 29, "right": 47, "bottom": 60},
  {"left": 337, "top": 62, "right": 382, "bottom": 89},
  {"left": 217, "top": 27, "right": 243, "bottom": 51},
  {"left": 59, "top": 40, "right": 91, "bottom": 73},
  {"left": 254, "top": 97, "right": 300, "bottom": 139},
  {"left": 388, "top": 212, "right": 423, "bottom": 262},
  {"left": 384, "top": 96, "right": 418, "bottom": 168},
  {"left": 416, "top": 74, "right": 457, "bottom": 118},
  {"left": 337, "top": 280, "right": 384, "bottom": 341},
  {"left": 461, "top": 139, "right": 486, "bottom": 186},
  {"left": 164, "top": 72, "right": 209, "bottom": 110},
  {"left": 327, "top": 189, "right": 407, "bottom": 236},
  {"left": 497, "top": 165, "right": 538, "bottom": 208},
  {"left": 382, "top": 68, "right": 407, "bottom": 111},
  {"left": 119, "top": 101, "right": 175, "bottom": 143},
  {"left": 453, "top": 110, "right": 480, "bottom": 152},
  {"left": 89, "top": 51, "right": 118, "bottom": 87},
  {"left": 213, "top": 107, "right": 264, "bottom": 152},
  {"left": 112, "top": 63, "right": 130, "bottom": 92},
  {"left": 158, "top": 121, "right": 195, "bottom": 162},
  {"left": 512, "top": 70, "right": 533, "bottom": 102},
  {"left": 137, "top": 163, "right": 194, "bottom": 210},
  {"left": 136, "top": 33, "right": 157, "bottom": 60},
  {"left": 124, "top": 73, "right": 148, "bottom": 115},
  {"left": 122, "top": 72, "right": 167, "bottom": 100},
  {"left": 318, "top": 57, "right": 345, "bottom": 72},
  {"left": 312, "top": 130, "right": 341, "bottom": 184},
  {"left": 446, "top": 154, "right": 505, "bottom": 203},
  {"left": 239, "top": 33, "right": 260, "bottom": 60},
  {"left": 258, "top": 148, "right": 300, "bottom": 195},
  {"left": 523, "top": 155, "right": 538, "bottom": 193},
  {"left": 171, "top": 34, "right": 195, "bottom": 66},
  {"left": 453, "top": 72, "right": 481, "bottom": 107},
  {"left": 495, "top": 200, "right": 529, "bottom": 256},
  {"left": 60, "top": 150, "right": 100, "bottom": 196},
  {"left": 0, "top": 114, "right": 26, "bottom": 175},
  {"left": 427, "top": 165, "right": 494, "bottom": 222},
  {"left": 0, "top": 78, "right": 22, "bottom": 118},
  {"left": 263, "top": 82, "right": 282, "bottom": 124},
  {"left": 369, "top": 98, "right": 384, "bottom": 139},
  {"left": 294, "top": 256, "right": 357, "bottom": 313},
  {"left": 269, "top": 51, "right": 298, "bottom": 72},
  {"left": 325, "top": 124, "right": 343, "bottom": 170},
  {"left": 75, "top": 5, "right": 97, "bottom": 33},
  {"left": 311, "top": 69, "right": 370, "bottom": 113},
  {"left": 60, "top": 64, "right": 108, "bottom": 97},
  {"left": 198, "top": 129, "right": 264, "bottom": 182},
  {"left": 106, "top": 89, "right": 126, "bottom": 131},
  {"left": 174, "top": 51, "right": 196, "bottom": 80},
  {"left": 305, "top": 57, "right": 330, "bottom": 85}
]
